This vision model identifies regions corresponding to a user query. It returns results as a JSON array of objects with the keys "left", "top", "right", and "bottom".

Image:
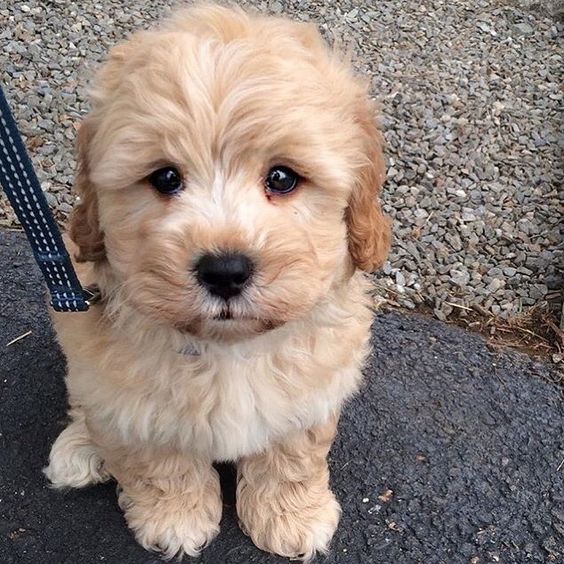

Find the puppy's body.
[{"left": 45, "top": 5, "right": 390, "bottom": 560}]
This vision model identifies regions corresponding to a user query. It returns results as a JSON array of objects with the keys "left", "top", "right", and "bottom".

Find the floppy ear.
[
  {"left": 345, "top": 101, "right": 391, "bottom": 272},
  {"left": 68, "top": 35, "right": 146, "bottom": 263},
  {"left": 69, "top": 118, "right": 106, "bottom": 263}
]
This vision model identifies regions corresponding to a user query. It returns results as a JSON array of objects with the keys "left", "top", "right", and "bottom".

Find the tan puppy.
[{"left": 44, "top": 4, "right": 390, "bottom": 560}]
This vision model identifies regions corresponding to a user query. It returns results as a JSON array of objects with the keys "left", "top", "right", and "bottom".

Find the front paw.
[
  {"left": 118, "top": 470, "right": 222, "bottom": 559},
  {"left": 44, "top": 416, "right": 110, "bottom": 489},
  {"left": 237, "top": 478, "right": 341, "bottom": 560}
]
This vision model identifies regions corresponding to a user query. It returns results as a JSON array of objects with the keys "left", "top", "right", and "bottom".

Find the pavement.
[{"left": 1, "top": 230, "right": 563, "bottom": 564}]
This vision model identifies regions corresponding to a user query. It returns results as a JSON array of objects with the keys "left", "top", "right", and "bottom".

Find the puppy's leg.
[
  {"left": 106, "top": 447, "right": 222, "bottom": 559},
  {"left": 237, "top": 415, "right": 341, "bottom": 560},
  {"left": 44, "top": 407, "right": 110, "bottom": 488}
]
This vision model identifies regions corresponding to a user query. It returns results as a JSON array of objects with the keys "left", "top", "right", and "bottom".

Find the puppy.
[{"left": 44, "top": 4, "right": 390, "bottom": 560}]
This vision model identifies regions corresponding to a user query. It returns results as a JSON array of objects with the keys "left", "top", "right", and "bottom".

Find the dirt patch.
[{"left": 375, "top": 293, "right": 564, "bottom": 377}]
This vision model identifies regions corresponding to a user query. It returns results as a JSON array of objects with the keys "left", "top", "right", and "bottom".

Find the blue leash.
[{"left": 0, "top": 84, "right": 95, "bottom": 312}]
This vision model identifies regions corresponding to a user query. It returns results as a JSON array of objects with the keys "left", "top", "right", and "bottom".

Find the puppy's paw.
[
  {"left": 237, "top": 480, "right": 341, "bottom": 561},
  {"left": 118, "top": 469, "right": 222, "bottom": 559},
  {"left": 44, "top": 417, "right": 110, "bottom": 489}
]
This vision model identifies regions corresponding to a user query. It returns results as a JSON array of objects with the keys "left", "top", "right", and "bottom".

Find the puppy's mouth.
[
  {"left": 211, "top": 305, "right": 261, "bottom": 323},
  {"left": 176, "top": 306, "right": 284, "bottom": 340},
  {"left": 209, "top": 305, "right": 282, "bottom": 331},
  {"left": 214, "top": 307, "right": 233, "bottom": 321}
]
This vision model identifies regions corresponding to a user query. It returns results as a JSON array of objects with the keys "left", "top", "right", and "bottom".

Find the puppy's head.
[{"left": 71, "top": 5, "right": 390, "bottom": 340}]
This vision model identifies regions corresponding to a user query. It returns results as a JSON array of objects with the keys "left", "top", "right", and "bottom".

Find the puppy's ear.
[
  {"left": 67, "top": 36, "right": 144, "bottom": 264},
  {"left": 345, "top": 101, "right": 391, "bottom": 272},
  {"left": 69, "top": 118, "right": 105, "bottom": 263}
]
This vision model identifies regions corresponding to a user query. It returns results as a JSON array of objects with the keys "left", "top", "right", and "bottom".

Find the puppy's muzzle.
[{"left": 195, "top": 252, "right": 254, "bottom": 300}]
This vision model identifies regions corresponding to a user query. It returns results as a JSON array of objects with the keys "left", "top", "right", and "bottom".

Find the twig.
[
  {"left": 6, "top": 330, "right": 32, "bottom": 347},
  {"left": 508, "top": 326, "right": 547, "bottom": 341},
  {"left": 545, "top": 318, "right": 564, "bottom": 345},
  {"left": 372, "top": 283, "right": 401, "bottom": 297},
  {"left": 557, "top": 457, "right": 564, "bottom": 472},
  {"left": 444, "top": 301, "right": 473, "bottom": 311}
]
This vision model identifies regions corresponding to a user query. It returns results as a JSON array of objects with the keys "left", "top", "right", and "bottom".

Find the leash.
[{"left": 0, "top": 84, "right": 97, "bottom": 312}]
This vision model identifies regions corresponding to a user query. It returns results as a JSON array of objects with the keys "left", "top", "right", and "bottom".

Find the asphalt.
[{"left": 1, "top": 230, "right": 563, "bottom": 564}]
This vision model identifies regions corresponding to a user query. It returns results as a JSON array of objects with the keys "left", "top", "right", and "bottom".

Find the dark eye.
[
  {"left": 265, "top": 166, "right": 299, "bottom": 194},
  {"left": 148, "top": 166, "right": 183, "bottom": 195}
]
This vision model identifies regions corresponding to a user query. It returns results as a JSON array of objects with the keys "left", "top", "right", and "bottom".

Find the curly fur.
[{"left": 45, "top": 4, "right": 390, "bottom": 560}]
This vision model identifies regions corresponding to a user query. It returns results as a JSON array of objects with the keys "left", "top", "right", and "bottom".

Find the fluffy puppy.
[{"left": 44, "top": 4, "right": 390, "bottom": 560}]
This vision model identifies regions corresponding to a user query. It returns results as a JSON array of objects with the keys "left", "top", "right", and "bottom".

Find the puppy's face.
[{"left": 71, "top": 6, "right": 390, "bottom": 340}]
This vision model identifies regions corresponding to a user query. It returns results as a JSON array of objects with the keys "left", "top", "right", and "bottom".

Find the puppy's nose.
[{"left": 195, "top": 253, "right": 254, "bottom": 300}]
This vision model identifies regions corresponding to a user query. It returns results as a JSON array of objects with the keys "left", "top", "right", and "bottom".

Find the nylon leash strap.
[{"left": 0, "top": 84, "right": 92, "bottom": 312}]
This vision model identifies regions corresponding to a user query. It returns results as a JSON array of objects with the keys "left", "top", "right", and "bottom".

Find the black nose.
[{"left": 195, "top": 252, "right": 254, "bottom": 300}]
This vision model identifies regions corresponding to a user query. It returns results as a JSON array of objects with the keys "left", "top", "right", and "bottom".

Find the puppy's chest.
[{"left": 101, "top": 339, "right": 359, "bottom": 461}]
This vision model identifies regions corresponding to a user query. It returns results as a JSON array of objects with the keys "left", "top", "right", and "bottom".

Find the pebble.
[
  {"left": 514, "top": 22, "right": 534, "bottom": 35},
  {"left": 451, "top": 269, "right": 470, "bottom": 287},
  {"left": 530, "top": 284, "right": 548, "bottom": 300},
  {"left": 395, "top": 271, "right": 406, "bottom": 287}
]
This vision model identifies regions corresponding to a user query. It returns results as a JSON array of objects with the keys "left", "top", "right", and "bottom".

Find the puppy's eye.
[
  {"left": 148, "top": 166, "right": 183, "bottom": 195},
  {"left": 265, "top": 166, "right": 299, "bottom": 195}
]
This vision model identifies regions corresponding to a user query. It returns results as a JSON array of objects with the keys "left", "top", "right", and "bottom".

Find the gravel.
[{"left": 0, "top": 0, "right": 562, "bottom": 322}]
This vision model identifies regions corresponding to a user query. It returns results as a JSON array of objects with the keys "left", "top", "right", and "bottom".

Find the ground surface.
[
  {"left": 0, "top": 0, "right": 562, "bottom": 322},
  {"left": 2, "top": 232, "right": 563, "bottom": 564}
]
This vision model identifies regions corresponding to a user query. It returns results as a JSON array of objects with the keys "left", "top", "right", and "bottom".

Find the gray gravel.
[{"left": 0, "top": 0, "right": 562, "bottom": 323}]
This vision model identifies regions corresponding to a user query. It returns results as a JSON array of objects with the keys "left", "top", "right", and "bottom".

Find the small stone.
[
  {"left": 346, "top": 8, "right": 359, "bottom": 19},
  {"left": 395, "top": 271, "right": 406, "bottom": 287},
  {"left": 488, "top": 267, "right": 503, "bottom": 277},
  {"left": 445, "top": 233, "right": 462, "bottom": 252},
  {"left": 270, "top": 1, "right": 283, "bottom": 14},
  {"left": 517, "top": 267, "right": 533, "bottom": 276},
  {"left": 434, "top": 308, "right": 447, "bottom": 322},
  {"left": 530, "top": 284, "right": 548, "bottom": 300},
  {"left": 450, "top": 269, "right": 470, "bottom": 287},
  {"left": 377, "top": 489, "right": 394, "bottom": 503},
  {"left": 487, "top": 279, "right": 505, "bottom": 292},
  {"left": 477, "top": 22, "right": 492, "bottom": 34},
  {"left": 56, "top": 200, "right": 72, "bottom": 213},
  {"left": 45, "top": 193, "right": 57, "bottom": 207},
  {"left": 514, "top": 22, "right": 534, "bottom": 35}
]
